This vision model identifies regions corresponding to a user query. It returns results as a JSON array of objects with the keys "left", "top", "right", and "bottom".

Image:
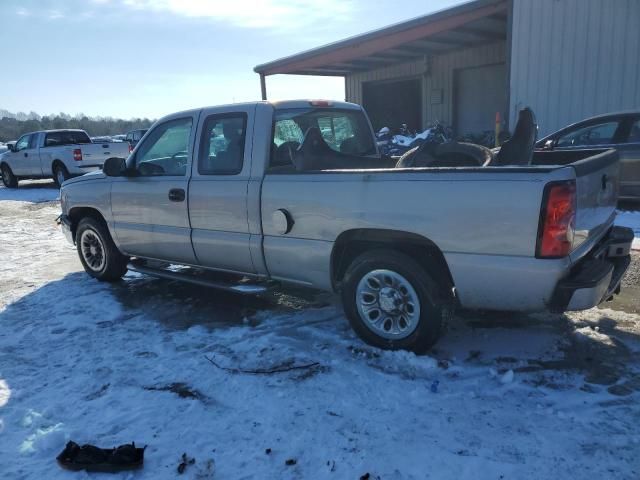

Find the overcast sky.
[{"left": 0, "top": 0, "right": 464, "bottom": 119}]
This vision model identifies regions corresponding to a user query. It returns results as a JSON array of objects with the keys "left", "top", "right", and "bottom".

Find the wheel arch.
[
  {"left": 51, "top": 159, "right": 66, "bottom": 174},
  {"left": 331, "top": 228, "right": 455, "bottom": 297},
  {"left": 67, "top": 206, "right": 109, "bottom": 241}
]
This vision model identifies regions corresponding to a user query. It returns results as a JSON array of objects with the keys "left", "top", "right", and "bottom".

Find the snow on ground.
[
  {"left": 0, "top": 180, "right": 59, "bottom": 204},
  {"left": 616, "top": 209, "right": 640, "bottom": 250},
  {"left": 1, "top": 182, "right": 639, "bottom": 479}
]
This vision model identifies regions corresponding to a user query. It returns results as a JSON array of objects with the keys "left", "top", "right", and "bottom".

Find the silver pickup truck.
[
  {"left": 1, "top": 129, "right": 130, "bottom": 187},
  {"left": 58, "top": 100, "right": 633, "bottom": 352}
]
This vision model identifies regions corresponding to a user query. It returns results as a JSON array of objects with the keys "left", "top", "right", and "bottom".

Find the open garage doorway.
[
  {"left": 454, "top": 63, "right": 507, "bottom": 137},
  {"left": 362, "top": 78, "right": 422, "bottom": 133}
]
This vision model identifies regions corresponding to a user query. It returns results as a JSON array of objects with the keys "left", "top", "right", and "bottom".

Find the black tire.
[
  {"left": 1, "top": 163, "right": 18, "bottom": 188},
  {"left": 53, "top": 163, "right": 70, "bottom": 187},
  {"left": 395, "top": 146, "right": 436, "bottom": 168},
  {"left": 396, "top": 142, "right": 493, "bottom": 168},
  {"left": 76, "top": 217, "right": 128, "bottom": 282},
  {"left": 433, "top": 142, "right": 493, "bottom": 167},
  {"left": 341, "top": 249, "right": 450, "bottom": 354}
]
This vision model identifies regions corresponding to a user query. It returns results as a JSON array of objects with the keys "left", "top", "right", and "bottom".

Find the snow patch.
[
  {"left": 0, "top": 181, "right": 59, "bottom": 203},
  {"left": 616, "top": 209, "right": 640, "bottom": 250},
  {"left": 19, "top": 423, "right": 66, "bottom": 455},
  {"left": 0, "top": 379, "right": 10, "bottom": 407},
  {"left": 500, "top": 369, "right": 515, "bottom": 384}
]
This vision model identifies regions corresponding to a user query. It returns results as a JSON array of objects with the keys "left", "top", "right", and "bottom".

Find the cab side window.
[
  {"left": 28, "top": 134, "right": 39, "bottom": 149},
  {"left": 135, "top": 118, "right": 192, "bottom": 176},
  {"left": 198, "top": 114, "right": 247, "bottom": 175},
  {"left": 628, "top": 119, "right": 640, "bottom": 144},
  {"left": 15, "top": 135, "right": 31, "bottom": 151},
  {"left": 556, "top": 122, "right": 619, "bottom": 147}
]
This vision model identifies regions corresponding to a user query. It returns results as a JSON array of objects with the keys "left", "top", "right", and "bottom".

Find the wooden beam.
[
  {"left": 294, "top": 68, "right": 352, "bottom": 75},
  {"left": 379, "top": 48, "right": 426, "bottom": 58},
  {"left": 457, "top": 26, "right": 505, "bottom": 40},
  {"left": 406, "top": 38, "right": 468, "bottom": 49}
]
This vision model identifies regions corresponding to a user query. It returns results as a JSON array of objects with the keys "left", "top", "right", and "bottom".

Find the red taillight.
[
  {"left": 536, "top": 181, "right": 576, "bottom": 258},
  {"left": 128, "top": 143, "right": 133, "bottom": 153},
  {"left": 73, "top": 149, "right": 82, "bottom": 161}
]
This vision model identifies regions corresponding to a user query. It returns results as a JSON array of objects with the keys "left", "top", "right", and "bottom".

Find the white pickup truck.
[{"left": 0, "top": 129, "right": 130, "bottom": 188}]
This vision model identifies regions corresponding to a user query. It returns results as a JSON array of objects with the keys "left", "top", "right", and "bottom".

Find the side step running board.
[{"left": 126, "top": 262, "right": 271, "bottom": 294}]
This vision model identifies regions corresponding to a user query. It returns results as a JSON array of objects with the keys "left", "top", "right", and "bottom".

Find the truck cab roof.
[{"left": 157, "top": 100, "right": 362, "bottom": 124}]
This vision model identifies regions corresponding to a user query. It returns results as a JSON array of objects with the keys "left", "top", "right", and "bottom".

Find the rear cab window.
[
  {"left": 44, "top": 131, "right": 91, "bottom": 147},
  {"left": 270, "top": 107, "right": 377, "bottom": 171}
]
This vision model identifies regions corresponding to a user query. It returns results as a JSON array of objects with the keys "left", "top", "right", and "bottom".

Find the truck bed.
[{"left": 261, "top": 147, "right": 620, "bottom": 310}]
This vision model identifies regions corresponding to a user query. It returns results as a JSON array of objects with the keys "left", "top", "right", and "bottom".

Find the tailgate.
[
  {"left": 571, "top": 149, "right": 619, "bottom": 256},
  {"left": 80, "top": 142, "right": 129, "bottom": 165}
]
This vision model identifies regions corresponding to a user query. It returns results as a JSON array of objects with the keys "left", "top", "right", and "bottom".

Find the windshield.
[{"left": 273, "top": 108, "right": 376, "bottom": 157}]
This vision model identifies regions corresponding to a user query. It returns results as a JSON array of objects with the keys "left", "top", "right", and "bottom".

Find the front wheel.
[
  {"left": 1, "top": 164, "right": 18, "bottom": 188},
  {"left": 76, "top": 217, "right": 128, "bottom": 281},
  {"left": 341, "top": 249, "right": 449, "bottom": 354}
]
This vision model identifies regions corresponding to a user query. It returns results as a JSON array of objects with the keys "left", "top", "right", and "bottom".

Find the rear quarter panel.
[{"left": 261, "top": 167, "right": 574, "bottom": 309}]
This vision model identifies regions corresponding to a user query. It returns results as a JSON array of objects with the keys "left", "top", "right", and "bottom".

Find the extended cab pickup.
[
  {"left": 0, "top": 129, "right": 130, "bottom": 188},
  {"left": 58, "top": 100, "right": 634, "bottom": 352}
]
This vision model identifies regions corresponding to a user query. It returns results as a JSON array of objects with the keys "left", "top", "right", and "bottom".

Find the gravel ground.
[{"left": 622, "top": 252, "right": 640, "bottom": 289}]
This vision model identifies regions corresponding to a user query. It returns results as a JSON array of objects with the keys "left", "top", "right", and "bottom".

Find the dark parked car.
[
  {"left": 125, "top": 129, "right": 148, "bottom": 152},
  {"left": 536, "top": 112, "right": 640, "bottom": 202}
]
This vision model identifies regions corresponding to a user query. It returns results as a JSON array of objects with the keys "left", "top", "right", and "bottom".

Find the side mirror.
[
  {"left": 7, "top": 143, "right": 15, "bottom": 152},
  {"left": 102, "top": 156, "right": 127, "bottom": 176},
  {"left": 543, "top": 140, "right": 554, "bottom": 150}
]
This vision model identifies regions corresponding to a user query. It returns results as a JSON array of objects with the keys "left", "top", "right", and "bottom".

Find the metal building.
[{"left": 254, "top": 0, "right": 640, "bottom": 137}]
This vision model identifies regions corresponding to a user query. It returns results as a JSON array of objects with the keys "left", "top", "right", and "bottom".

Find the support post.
[{"left": 260, "top": 74, "right": 267, "bottom": 101}]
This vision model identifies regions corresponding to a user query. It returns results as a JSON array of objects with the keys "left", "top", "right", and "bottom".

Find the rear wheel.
[
  {"left": 1, "top": 164, "right": 18, "bottom": 188},
  {"left": 341, "top": 249, "right": 450, "bottom": 354},
  {"left": 53, "top": 163, "right": 70, "bottom": 187},
  {"left": 76, "top": 217, "right": 128, "bottom": 281}
]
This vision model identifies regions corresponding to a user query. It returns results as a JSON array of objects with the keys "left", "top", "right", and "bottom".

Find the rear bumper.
[{"left": 550, "top": 226, "right": 634, "bottom": 312}]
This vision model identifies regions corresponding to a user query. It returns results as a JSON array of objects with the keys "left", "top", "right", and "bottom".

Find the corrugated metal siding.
[
  {"left": 510, "top": 0, "right": 640, "bottom": 136},
  {"left": 345, "top": 60, "right": 428, "bottom": 105},
  {"left": 345, "top": 41, "right": 506, "bottom": 129},
  {"left": 426, "top": 42, "right": 506, "bottom": 127}
]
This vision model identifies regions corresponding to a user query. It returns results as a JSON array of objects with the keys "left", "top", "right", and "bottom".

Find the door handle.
[
  {"left": 24, "top": 153, "right": 28, "bottom": 157},
  {"left": 168, "top": 188, "right": 185, "bottom": 202}
]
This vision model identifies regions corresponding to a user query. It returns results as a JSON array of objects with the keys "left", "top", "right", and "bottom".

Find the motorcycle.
[{"left": 377, "top": 121, "right": 453, "bottom": 157}]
